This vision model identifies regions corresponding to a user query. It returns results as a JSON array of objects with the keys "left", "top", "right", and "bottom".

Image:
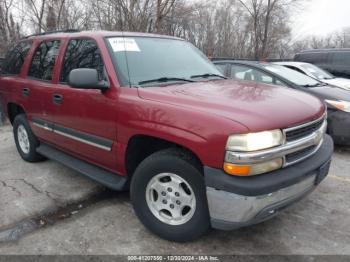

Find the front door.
[{"left": 48, "top": 38, "right": 118, "bottom": 172}]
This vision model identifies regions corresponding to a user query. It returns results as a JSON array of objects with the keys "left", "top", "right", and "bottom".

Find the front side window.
[
  {"left": 28, "top": 40, "right": 60, "bottom": 81},
  {"left": 60, "top": 39, "right": 106, "bottom": 83},
  {"left": 106, "top": 37, "right": 223, "bottom": 87},
  {"left": 231, "top": 65, "right": 274, "bottom": 84},
  {"left": 1, "top": 41, "right": 32, "bottom": 75}
]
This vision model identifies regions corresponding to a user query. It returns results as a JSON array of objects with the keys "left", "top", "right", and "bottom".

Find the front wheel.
[{"left": 130, "top": 149, "right": 210, "bottom": 242}]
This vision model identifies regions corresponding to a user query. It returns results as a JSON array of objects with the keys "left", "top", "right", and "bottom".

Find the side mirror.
[{"left": 68, "top": 68, "right": 109, "bottom": 90}]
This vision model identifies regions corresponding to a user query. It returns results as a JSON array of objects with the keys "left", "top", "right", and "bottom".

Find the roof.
[{"left": 24, "top": 30, "right": 183, "bottom": 41}]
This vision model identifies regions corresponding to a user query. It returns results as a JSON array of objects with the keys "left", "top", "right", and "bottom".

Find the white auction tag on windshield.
[{"left": 109, "top": 37, "right": 140, "bottom": 52}]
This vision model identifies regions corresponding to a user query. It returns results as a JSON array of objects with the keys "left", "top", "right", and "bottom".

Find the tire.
[
  {"left": 13, "top": 114, "right": 45, "bottom": 162},
  {"left": 130, "top": 148, "right": 210, "bottom": 242}
]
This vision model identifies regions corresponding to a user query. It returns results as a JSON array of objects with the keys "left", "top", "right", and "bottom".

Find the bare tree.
[
  {"left": 24, "top": 0, "right": 47, "bottom": 33},
  {"left": 0, "top": 0, "right": 21, "bottom": 54},
  {"left": 155, "top": 0, "right": 175, "bottom": 33}
]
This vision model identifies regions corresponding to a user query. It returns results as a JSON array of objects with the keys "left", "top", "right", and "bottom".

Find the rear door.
[
  {"left": 47, "top": 38, "right": 118, "bottom": 172},
  {"left": 0, "top": 41, "right": 33, "bottom": 122}
]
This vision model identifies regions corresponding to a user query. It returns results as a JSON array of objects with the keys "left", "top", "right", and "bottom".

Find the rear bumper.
[
  {"left": 327, "top": 109, "right": 350, "bottom": 145},
  {"left": 204, "top": 134, "right": 333, "bottom": 230}
]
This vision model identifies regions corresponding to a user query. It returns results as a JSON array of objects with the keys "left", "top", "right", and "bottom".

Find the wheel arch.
[
  {"left": 7, "top": 102, "right": 26, "bottom": 124},
  {"left": 125, "top": 134, "right": 204, "bottom": 178}
]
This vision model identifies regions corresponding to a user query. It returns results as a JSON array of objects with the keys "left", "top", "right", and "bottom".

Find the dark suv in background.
[{"left": 295, "top": 49, "right": 350, "bottom": 78}]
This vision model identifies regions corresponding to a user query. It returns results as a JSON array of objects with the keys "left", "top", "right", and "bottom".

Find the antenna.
[{"left": 122, "top": 31, "right": 132, "bottom": 88}]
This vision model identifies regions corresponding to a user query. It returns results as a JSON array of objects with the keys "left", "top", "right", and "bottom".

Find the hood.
[
  {"left": 137, "top": 79, "right": 325, "bottom": 132},
  {"left": 323, "top": 78, "right": 350, "bottom": 91},
  {"left": 306, "top": 84, "right": 350, "bottom": 102}
]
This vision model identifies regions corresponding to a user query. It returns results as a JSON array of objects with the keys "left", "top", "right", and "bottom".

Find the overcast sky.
[{"left": 291, "top": 0, "right": 350, "bottom": 41}]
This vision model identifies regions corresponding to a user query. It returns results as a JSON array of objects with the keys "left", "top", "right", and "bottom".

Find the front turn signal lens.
[
  {"left": 224, "top": 163, "right": 251, "bottom": 176},
  {"left": 224, "top": 158, "right": 283, "bottom": 177}
]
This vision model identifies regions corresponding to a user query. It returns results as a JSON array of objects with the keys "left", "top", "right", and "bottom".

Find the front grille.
[
  {"left": 285, "top": 145, "right": 317, "bottom": 164},
  {"left": 282, "top": 115, "right": 326, "bottom": 166},
  {"left": 285, "top": 117, "right": 324, "bottom": 142}
]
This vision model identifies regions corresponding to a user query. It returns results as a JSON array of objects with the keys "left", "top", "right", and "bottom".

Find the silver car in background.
[{"left": 275, "top": 61, "right": 350, "bottom": 91}]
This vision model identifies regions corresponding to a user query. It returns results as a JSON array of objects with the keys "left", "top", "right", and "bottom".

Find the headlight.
[
  {"left": 226, "top": 130, "right": 284, "bottom": 152},
  {"left": 224, "top": 130, "right": 284, "bottom": 176},
  {"left": 325, "top": 99, "right": 350, "bottom": 113}
]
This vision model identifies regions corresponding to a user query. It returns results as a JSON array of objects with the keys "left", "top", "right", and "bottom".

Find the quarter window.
[
  {"left": 1, "top": 41, "right": 32, "bottom": 75},
  {"left": 28, "top": 40, "right": 61, "bottom": 81},
  {"left": 60, "top": 39, "right": 106, "bottom": 83}
]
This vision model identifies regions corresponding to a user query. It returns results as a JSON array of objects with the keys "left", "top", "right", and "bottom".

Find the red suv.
[{"left": 0, "top": 30, "right": 333, "bottom": 242}]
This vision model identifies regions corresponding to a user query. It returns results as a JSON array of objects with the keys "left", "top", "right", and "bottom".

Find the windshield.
[
  {"left": 106, "top": 37, "right": 223, "bottom": 87},
  {"left": 263, "top": 64, "right": 322, "bottom": 87},
  {"left": 299, "top": 63, "right": 334, "bottom": 80}
]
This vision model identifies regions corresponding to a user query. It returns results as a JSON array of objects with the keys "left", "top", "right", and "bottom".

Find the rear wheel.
[
  {"left": 13, "top": 114, "right": 45, "bottom": 162},
  {"left": 131, "top": 149, "right": 210, "bottom": 242}
]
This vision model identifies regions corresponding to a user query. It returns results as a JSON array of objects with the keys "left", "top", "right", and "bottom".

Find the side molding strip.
[{"left": 32, "top": 118, "right": 113, "bottom": 151}]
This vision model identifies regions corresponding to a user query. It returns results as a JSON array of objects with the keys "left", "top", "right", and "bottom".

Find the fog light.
[{"left": 224, "top": 158, "right": 283, "bottom": 176}]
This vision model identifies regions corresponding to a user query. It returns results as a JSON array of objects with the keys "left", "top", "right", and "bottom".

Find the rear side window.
[
  {"left": 28, "top": 40, "right": 61, "bottom": 81},
  {"left": 1, "top": 41, "right": 32, "bottom": 75},
  {"left": 332, "top": 52, "right": 350, "bottom": 66},
  {"left": 60, "top": 39, "right": 105, "bottom": 83}
]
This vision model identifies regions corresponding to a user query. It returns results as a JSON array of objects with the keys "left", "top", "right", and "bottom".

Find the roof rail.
[{"left": 23, "top": 29, "right": 80, "bottom": 39}]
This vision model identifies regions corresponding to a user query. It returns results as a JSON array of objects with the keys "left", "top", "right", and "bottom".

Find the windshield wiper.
[
  {"left": 138, "top": 77, "right": 195, "bottom": 85},
  {"left": 190, "top": 73, "right": 227, "bottom": 79}
]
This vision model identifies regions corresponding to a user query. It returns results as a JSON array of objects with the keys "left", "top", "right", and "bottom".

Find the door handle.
[
  {"left": 22, "top": 88, "right": 30, "bottom": 97},
  {"left": 53, "top": 94, "right": 63, "bottom": 105}
]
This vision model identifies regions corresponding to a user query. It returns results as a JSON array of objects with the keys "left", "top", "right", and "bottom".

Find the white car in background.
[{"left": 275, "top": 61, "right": 350, "bottom": 91}]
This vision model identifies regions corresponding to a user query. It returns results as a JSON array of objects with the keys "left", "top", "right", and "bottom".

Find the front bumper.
[
  {"left": 205, "top": 134, "right": 334, "bottom": 230},
  {"left": 327, "top": 109, "right": 350, "bottom": 145}
]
